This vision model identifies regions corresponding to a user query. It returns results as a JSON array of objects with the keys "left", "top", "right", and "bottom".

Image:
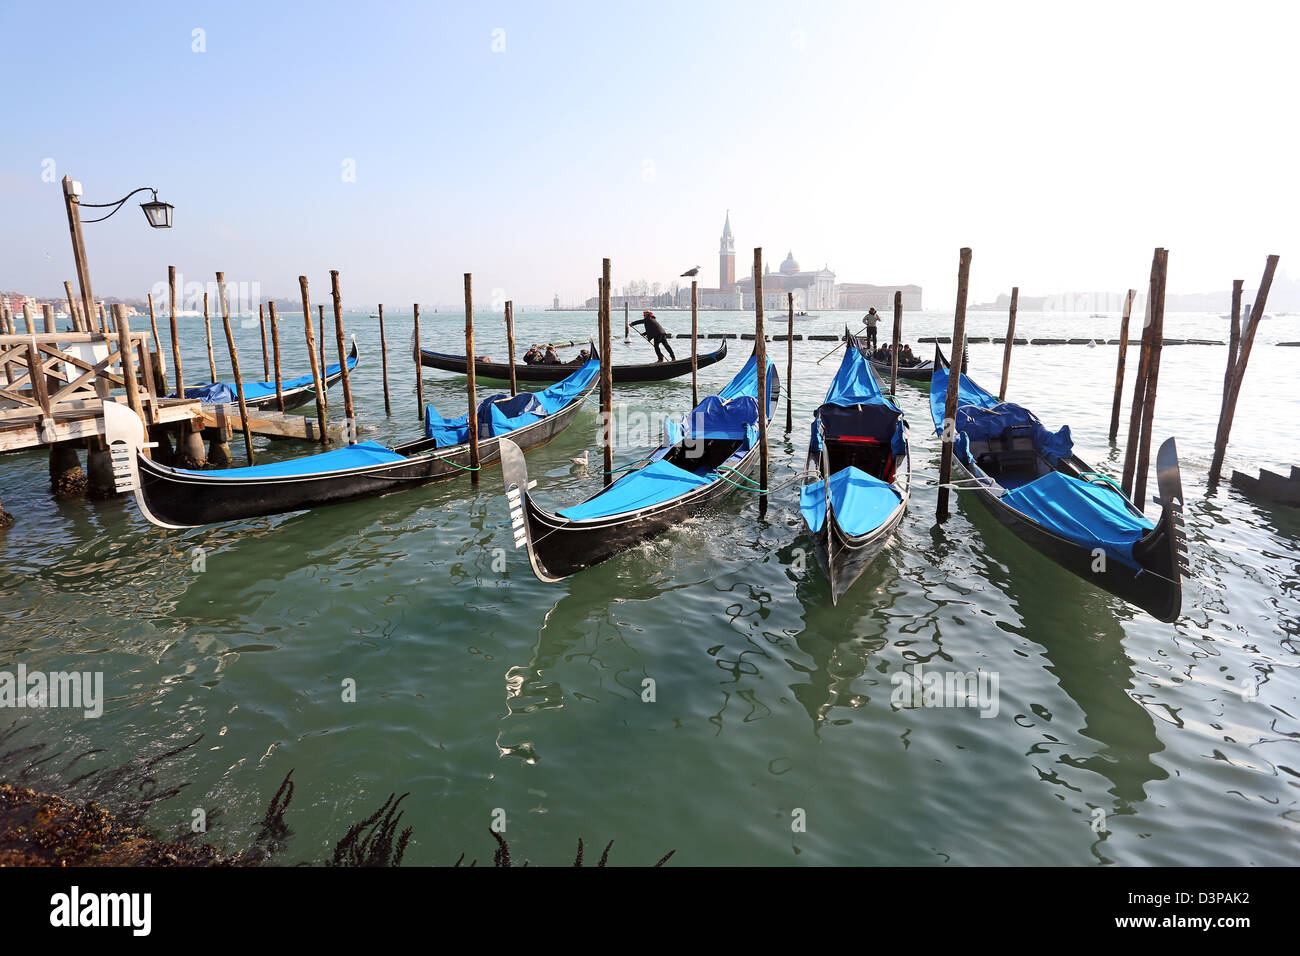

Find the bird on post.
[{"left": 680, "top": 265, "right": 701, "bottom": 277}]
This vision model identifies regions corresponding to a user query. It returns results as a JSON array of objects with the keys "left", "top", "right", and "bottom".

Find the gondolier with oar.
[
  {"left": 631, "top": 310, "right": 676, "bottom": 363},
  {"left": 863, "top": 307, "right": 881, "bottom": 349}
]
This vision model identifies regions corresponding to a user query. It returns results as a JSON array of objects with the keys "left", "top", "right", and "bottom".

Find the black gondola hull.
[
  {"left": 112, "top": 374, "right": 593, "bottom": 528},
  {"left": 418, "top": 339, "right": 726, "bottom": 384},
  {"left": 949, "top": 449, "right": 1184, "bottom": 623}
]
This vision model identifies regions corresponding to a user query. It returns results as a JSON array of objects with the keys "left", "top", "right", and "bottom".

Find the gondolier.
[
  {"left": 863, "top": 307, "right": 881, "bottom": 349},
  {"left": 631, "top": 311, "right": 676, "bottom": 363}
]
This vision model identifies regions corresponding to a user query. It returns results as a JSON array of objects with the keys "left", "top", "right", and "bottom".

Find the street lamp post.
[{"left": 61, "top": 175, "right": 173, "bottom": 334}]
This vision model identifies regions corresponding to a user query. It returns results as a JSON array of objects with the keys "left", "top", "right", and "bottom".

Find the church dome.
[{"left": 780, "top": 251, "right": 800, "bottom": 274}]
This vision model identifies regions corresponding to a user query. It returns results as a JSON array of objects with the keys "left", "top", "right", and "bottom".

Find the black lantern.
[{"left": 140, "top": 191, "right": 173, "bottom": 228}]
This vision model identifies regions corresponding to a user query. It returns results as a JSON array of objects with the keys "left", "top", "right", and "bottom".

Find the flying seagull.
[{"left": 680, "top": 265, "right": 701, "bottom": 277}]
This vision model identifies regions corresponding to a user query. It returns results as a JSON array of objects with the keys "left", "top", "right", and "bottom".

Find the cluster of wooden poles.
[{"left": 933, "top": 246, "right": 1279, "bottom": 522}]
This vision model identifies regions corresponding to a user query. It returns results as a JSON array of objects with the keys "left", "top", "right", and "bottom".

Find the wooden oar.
[{"left": 816, "top": 320, "right": 870, "bottom": 363}]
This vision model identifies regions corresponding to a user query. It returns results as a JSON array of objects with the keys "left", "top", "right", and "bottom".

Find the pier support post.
[
  {"left": 85, "top": 440, "right": 116, "bottom": 499},
  {"left": 624, "top": 301, "right": 629, "bottom": 342},
  {"left": 177, "top": 420, "right": 207, "bottom": 468},
  {"left": 937, "top": 247, "right": 972, "bottom": 523},
  {"left": 49, "top": 442, "right": 87, "bottom": 497},
  {"left": 318, "top": 305, "right": 327, "bottom": 389},
  {"left": 207, "top": 426, "right": 233, "bottom": 468}
]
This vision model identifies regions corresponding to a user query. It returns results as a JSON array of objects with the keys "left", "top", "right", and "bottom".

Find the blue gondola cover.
[
  {"left": 1000, "top": 471, "right": 1154, "bottom": 568},
  {"left": 800, "top": 466, "right": 903, "bottom": 537},
  {"left": 181, "top": 353, "right": 358, "bottom": 403}
]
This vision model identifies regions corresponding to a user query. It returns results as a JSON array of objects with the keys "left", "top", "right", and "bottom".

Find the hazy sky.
[{"left": 1, "top": 0, "right": 1294, "bottom": 309}]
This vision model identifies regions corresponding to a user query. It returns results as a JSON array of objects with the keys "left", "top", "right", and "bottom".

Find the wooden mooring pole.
[
  {"left": 200, "top": 292, "right": 215, "bottom": 382},
  {"left": 258, "top": 303, "right": 270, "bottom": 381},
  {"left": 997, "top": 286, "right": 1018, "bottom": 401},
  {"left": 505, "top": 300, "right": 518, "bottom": 397},
  {"left": 1208, "top": 254, "right": 1280, "bottom": 490},
  {"left": 891, "top": 290, "right": 901, "bottom": 397},
  {"left": 317, "top": 305, "right": 327, "bottom": 393},
  {"left": 1222, "top": 279, "right": 1243, "bottom": 419},
  {"left": 624, "top": 301, "right": 629, "bottom": 342},
  {"left": 330, "top": 271, "right": 356, "bottom": 444},
  {"left": 268, "top": 301, "right": 285, "bottom": 412},
  {"left": 147, "top": 293, "right": 167, "bottom": 394},
  {"left": 691, "top": 280, "right": 699, "bottom": 409},
  {"left": 600, "top": 262, "right": 613, "bottom": 487},
  {"left": 937, "top": 247, "right": 972, "bottom": 523},
  {"left": 63, "top": 281, "right": 80, "bottom": 332},
  {"left": 754, "top": 248, "right": 768, "bottom": 517},
  {"left": 299, "top": 275, "right": 329, "bottom": 446},
  {"left": 1107, "top": 288, "right": 1136, "bottom": 442},
  {"left": 378, "top": 303, "right": 391, "bottom": 414},
  {"left": 216, "top": 273, "right": 255, "bottom": 465},
  {"left": 464, "top": 275, "right": 480, "bottom": 484},
  {"left": 786, "top": 291, "right": 794, "bottom": 432},
  {"left": 1133, "top": 248, "right": 1168, "bottom": 511},
  {"left": 413, "top": 303, "right": 423, "bottom": 421},
  {"left": 1122, "top": 252, "right": 1161, "bottom": 497}
]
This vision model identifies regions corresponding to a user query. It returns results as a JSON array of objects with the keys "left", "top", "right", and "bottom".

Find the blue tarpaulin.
[
  {"left": 558, "top": 458, "right": 712, "bottom": 521},
  {"left": 823, "top": 342, "right": 885, "bottom": 407},
  {"left": 173, "top": 440, "right": 404, "bottom": 478},
  {"left": 1001, "top": 470, "right": 1154, "bottom": 568},
  {"left": 424, "top": 357, "right": 598, "bottom": 446},
  {"left": 181, "top": 353, "right": 358, "bottom": 404},
  {"left": 800, "top": 466, "right": 903, "bottom": 537},
  {"left": 718, "top": 352, "right": 776, "bottom": 415},
  {"left": 930, "top": 363, "right": 1072, "bottom": 463}
]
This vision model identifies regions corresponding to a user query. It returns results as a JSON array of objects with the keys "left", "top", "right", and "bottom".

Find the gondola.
[
  {"left": 177, "top": 340, "right": 358, "bottom": 411},
  {"left": 800, "top": 330, "right": 910, "bottom": 604},
  {"left": 866, "top": 347, "right": 964, "bottom": 383},
  {"left": 417, "top": 338, "right": 727, "bottom": 384},
  {"left": 928, "top": 346, "right": 1187, "bottom": 622},
  {"left": 500, "top": 350, "right": 778, "bottom": 581},
  {"left": 104, "top": 353, "right": 600, "bottom": 529}
]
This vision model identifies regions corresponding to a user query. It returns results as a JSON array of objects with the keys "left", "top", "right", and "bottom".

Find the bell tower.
[{"left": 719, "top": 210, "right": 735, "bottom": 292}]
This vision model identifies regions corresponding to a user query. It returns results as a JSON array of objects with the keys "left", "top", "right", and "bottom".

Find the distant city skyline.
[{"left": 2, "top": 2, "right": 1296, "bottom": 312}]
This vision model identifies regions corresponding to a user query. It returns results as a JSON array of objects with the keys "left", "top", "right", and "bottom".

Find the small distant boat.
[
  {"left": 177, "top": 341, "right": 358, "bottom": 411},
  {"left": 501, "top": 350, "right": 779, "bottom": 581},
  {"left": 368, "top": 313, "right": 380, "bottom": 319},
  {"left": 800, "top": 330, "right": 910, "bottom": 604},
  {"left": 928, "top": 346, "right": 1187, "bottom": 622},
  {"left": 417, "top": 338, "right": 727, "bottom": 384},
  {"left": 105, "top": 352, "right": 600, "bottom": 528},
  {"left": 1089, "top": 312, "right": 1107, "bottom": 318}
]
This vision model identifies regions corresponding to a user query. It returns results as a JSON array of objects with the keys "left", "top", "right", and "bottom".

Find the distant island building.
[
  {"left": 565, "top": 211, "right": 923, "bottom": 311},
  {"left": 676, "top": 212, "right": 921, "bottom": 311}
]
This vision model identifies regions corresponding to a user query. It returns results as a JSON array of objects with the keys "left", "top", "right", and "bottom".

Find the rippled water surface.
[{"left": 1, "top": 308, "right": 1297, "bottom": 866}]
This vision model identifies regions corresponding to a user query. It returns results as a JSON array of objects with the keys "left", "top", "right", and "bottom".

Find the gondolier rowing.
[{"left": 630, "top": 310, "right": 676, "bottom": 362}]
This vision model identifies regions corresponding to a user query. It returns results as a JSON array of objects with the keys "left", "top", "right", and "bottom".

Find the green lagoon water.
[{"left": 1, "top": 307, "right": 1297, "bottom": 866}]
